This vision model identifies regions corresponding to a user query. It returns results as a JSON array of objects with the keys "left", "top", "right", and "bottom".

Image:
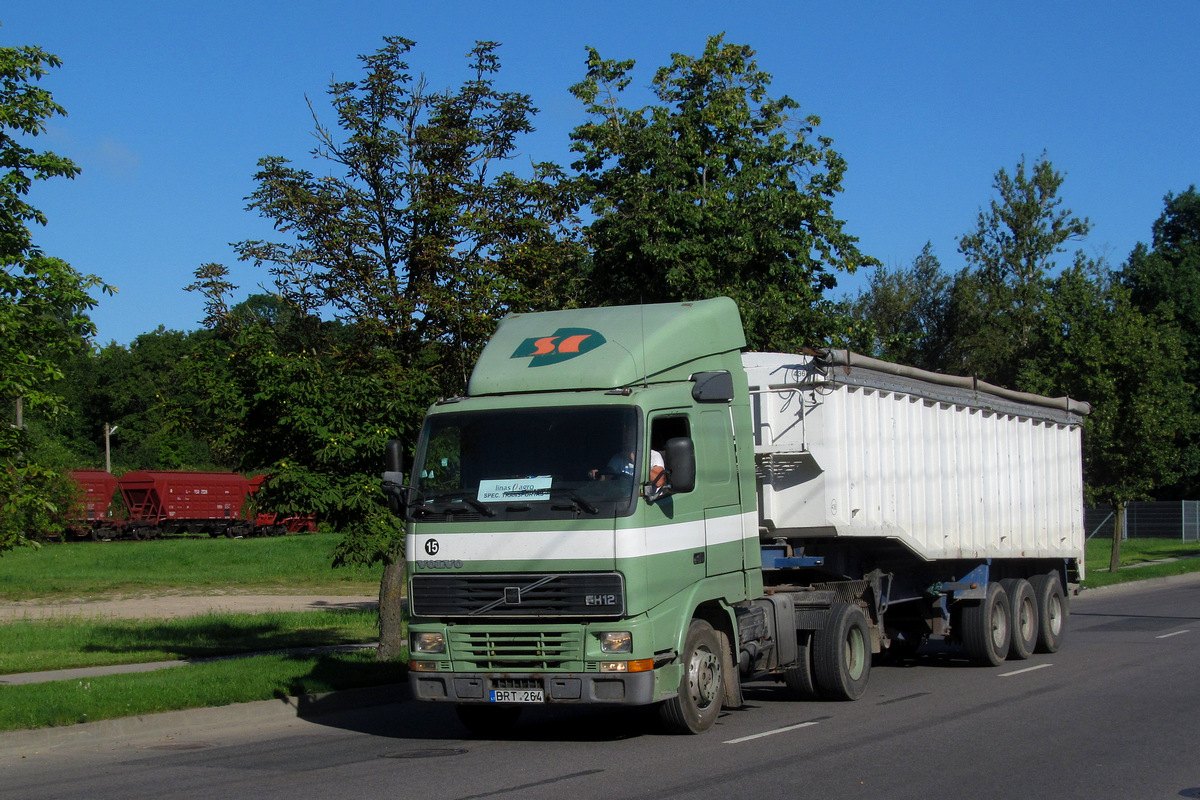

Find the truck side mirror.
[
  {"left": 381, "top": 439, "right": 409, "bottom": 514},
  {"left": 664, "top": 437, "right": 696, "bottom": 494},
  {"left": 691, "top": 370, "right": 734, "bottom": 403}
]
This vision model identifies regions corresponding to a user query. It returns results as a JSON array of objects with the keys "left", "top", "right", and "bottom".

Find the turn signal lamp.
[{"left": 600, "top": 659, "right": 654, "bottom": 673}]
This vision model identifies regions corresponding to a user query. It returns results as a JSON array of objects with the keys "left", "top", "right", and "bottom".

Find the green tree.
[
  {"left": 948, "top": 153, "right": 1089, "bottom": 386},
  {"left": 0, "top": 45, "right": 110, "bottom": 550},
  {"left": 1122, "top": 186, "right": 1200, "bottom": 497},
  {"left": 840, "top": 242, "right": 951, "bottom": 370},
  {"left": 237, "top": 37, "right": 583, "bottom": 391},
  {"left": 191, "top": 38, "right": 580, "bottom": 657},
  {"left": 1022, "top": 258, "right": 1194, "bottom": 572},
  {"left": 65, "top": 329, "right": 220, "bottom": 472},
  {"left": 568, "top": 34, "right": 876, "bottom": 350}
]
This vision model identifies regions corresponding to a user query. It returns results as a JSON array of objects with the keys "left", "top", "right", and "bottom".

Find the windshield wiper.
[
  {"left": 420, "top": 491, "right": 496, "bottom": 517},
  {"left": 548, "top": 489, "right": 599, "bottom": 515}
]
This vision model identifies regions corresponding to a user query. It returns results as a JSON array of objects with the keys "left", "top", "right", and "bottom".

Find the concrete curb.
[
  {"left": 0, "top": 684, "right": 406, "bottom": 759},
  {"left": 1074, "top": 567, "right": 1200, "bottom": 599}
]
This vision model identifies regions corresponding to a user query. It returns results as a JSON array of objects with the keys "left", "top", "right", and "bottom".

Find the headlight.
[
  {"left": 411, "top": 631, "right": 446, "bottom": 654},
  {"left": 599, "top": 631, "right": 632, "bottom": 654}
]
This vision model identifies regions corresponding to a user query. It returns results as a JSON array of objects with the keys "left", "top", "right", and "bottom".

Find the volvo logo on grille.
[{"left": 504, "top": 587, "right": 521, "bottom": 604}]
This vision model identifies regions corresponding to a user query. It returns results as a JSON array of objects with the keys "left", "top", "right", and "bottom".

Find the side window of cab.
[{"left": 650, "top": 415, "right": 690, "bottom": 486}]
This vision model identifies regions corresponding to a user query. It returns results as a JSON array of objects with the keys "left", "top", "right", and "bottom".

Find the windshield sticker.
[
  {"left": 477, "top": 476, "right": 553, "bottom": 502},
  {"left": 510, "top": 328, "right": 606, "bottom": 366}
]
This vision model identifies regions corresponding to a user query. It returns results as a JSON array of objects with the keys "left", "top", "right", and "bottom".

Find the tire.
[
  {"left": 1029, "top": 572, "right": 1068, "bottom": 653},
  {"left": 659, "top": 619, "right": 723, "bottom": 734},
  {"left": 812, "top": 603, "right": 872, "bottom": 701},
  {"left": 999, "top": 578, "right": 1037, "bottom": 660},
  {"left": 455, "top": 704, "right": 522, "bottom": 737},
  {"left": 783, "top": 630, "right": 818, "bottom": 698},
  {"left": 960, "top": 582, "right": 1011, "bottom": 666}
]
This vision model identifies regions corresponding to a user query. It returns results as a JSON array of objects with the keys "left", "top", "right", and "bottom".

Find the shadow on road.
[{"left": 294, "top": 684, "right": 664, "bottom": 743}]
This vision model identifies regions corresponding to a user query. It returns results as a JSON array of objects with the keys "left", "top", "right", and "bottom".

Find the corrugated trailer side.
[{"left": 745, "top": 351, "right": 1087, "bottom": 572}]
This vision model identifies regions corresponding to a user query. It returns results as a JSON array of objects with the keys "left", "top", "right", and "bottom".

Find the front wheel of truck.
[
  {"left": 659, "top": 619, "right": 723, "bottom": 734},
  {"left": 455, "top": 704, "right": 522, "bottom": 738}
]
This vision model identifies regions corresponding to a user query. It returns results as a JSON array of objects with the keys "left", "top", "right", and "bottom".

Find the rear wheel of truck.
[
  {"left": 1029, "top": 571, "right": 1067, "bottom": 653},
  {"left": 961, "top": 582, "right": 1011, "bottom": 666},
  {"left": 659, "top": 619, "right": 723, "bottom": 734},
  {"left": 812, "top": 603, "right": 871, "bottom": 701},
  {"left": 1000, "top": 578, "right": 1037, "bottom": 660},
  {"left": 783, "top": 630, "right": 817, "bottom": 698},
  {"left": 455, "top": 704, "right": 522, "bottom": 737}
]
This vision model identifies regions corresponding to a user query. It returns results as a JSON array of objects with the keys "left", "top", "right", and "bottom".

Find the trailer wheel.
[
  {"left": 455, "top": 704, "right": 522, "bottom": 737},
  {"left": 783, "top": 630, "right": 817, "bottom": 698},
  {"left": 961, "top": 582, "right": 1010, "bottom": 666},
  {"left": 1029, "top": 572, "right": 1067, "bottom": 653},
  {"left": 812, "top": 603, "right": 871, "bottom": 701},
  {"left": 659, "top": 619, "right": 723, "bottom": 734},
  {"left": 1000, "top": 578, "right": 1037, "bottom": 660}
]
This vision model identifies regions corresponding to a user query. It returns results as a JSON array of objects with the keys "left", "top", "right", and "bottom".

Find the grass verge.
[
  {"left": 0, "top": 608, "right": 380, "bottom": 674},
  {"left": 0, "top": 533, "right": 381, "bottom": 601},
  {"left": 1081, "top": 537, "right": 1200, "bottom": 589},
  {"left": 0, "top": 650, "right": 406, "bottom": 732}
]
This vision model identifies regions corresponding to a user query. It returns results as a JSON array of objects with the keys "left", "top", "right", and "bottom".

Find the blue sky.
[{"left": 5, "top": 1, "right": 1198, "bottom": 345}]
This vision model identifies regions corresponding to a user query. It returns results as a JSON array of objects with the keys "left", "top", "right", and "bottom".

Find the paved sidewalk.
[{"left": 0, "top": 683, "right": 407, "bottom": 759}]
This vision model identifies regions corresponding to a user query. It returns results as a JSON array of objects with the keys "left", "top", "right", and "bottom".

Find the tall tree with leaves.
[
  {"left": 190, "top": 38, "right": 581, "bottom": 657},
  {"left": 948, "top": 153, "right": 1089, "bottom": 387},
  {"left": 1122, "top": 186, "right": 1200, "bottom": 497},
  {"left": 569, "top": 34, "right": 875, "bottom": 350},
  {"left": 237, "top": 37, "right": 583, "bottom": 391},
  {"left": 1022, "top": 258, "right": 1194, "bottom": 572},
  {"left": 1, "top": 45, "right": 110, "bottom": 550},
  {"left": 840, "top": 242, "right": 952, "bottom": 370}
]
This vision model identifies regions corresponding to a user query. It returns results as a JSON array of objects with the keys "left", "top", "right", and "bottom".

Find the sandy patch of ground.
[{"left": 0, "top": 593, "right": 378, "bottom": 621}]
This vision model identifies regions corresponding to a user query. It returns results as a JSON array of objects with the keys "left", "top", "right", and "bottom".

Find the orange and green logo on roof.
[{"left": 511, "top": 328, "right": 606, "bottom": 366}]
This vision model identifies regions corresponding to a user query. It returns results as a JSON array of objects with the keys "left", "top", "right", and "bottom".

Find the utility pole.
[{"left": 104, "top": 423, "right": 118, "bottom": 473}]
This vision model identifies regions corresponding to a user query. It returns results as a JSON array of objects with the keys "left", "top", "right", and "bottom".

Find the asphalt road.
[{"left": 3, "top": 576, "right": 1199, "bottom": 800}]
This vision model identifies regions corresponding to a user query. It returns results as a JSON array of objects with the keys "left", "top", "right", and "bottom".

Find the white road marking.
[
  {"left": 999, "top": 663, "right": 1053, "bottom": 678},
  {"left": 724, "top": 721, "right": 819, "bottom": 744},
  {"left": 1155, "top": 629, "right": 1190, "bottom": 639}
]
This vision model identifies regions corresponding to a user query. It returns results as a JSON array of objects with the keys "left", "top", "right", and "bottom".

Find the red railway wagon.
[
  {"left": 118, "top": 470, "right": 255, "bottom": 538},
  {"left": 247, "top": 475, "right": 318, "bottom": 535},
  {"left": 65, "top": 469, "right": 121, "bottom": 540}
]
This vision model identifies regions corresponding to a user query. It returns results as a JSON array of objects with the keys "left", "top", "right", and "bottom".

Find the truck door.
[
  {"left": 696, "top": 408, "right": 741, "bottom": 577},
  {"left": 649, "top": 412, "right": 741, "bottom": 579}
]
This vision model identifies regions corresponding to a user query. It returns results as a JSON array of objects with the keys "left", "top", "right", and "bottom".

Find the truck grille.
[
  {"left": 411, "top": 572, "right": 625, "bottom": 618},
  {"left": 450, "top": 629, "right": 583, "bottom": 670}
]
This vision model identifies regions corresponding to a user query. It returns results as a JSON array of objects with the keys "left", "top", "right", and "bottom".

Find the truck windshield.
[{"left": 412, "top": 406, "right": 641, "bottom": 519}]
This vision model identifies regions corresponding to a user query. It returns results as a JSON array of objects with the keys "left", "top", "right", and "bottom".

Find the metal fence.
[{"left": 1086, "top": 501, "right": 1200, "bottom": 541}]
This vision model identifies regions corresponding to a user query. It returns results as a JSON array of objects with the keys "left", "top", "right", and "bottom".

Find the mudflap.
[{"left": 717, "top": 627, "right": 744, "bottom": 708}]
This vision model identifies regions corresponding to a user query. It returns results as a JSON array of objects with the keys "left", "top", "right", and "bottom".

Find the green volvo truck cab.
[{"left": 392, "top": 298, "right": 762, "bottom": 733}]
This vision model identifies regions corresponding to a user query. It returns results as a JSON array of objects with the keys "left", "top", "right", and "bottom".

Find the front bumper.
[{"left": 409, "top": 670, "right": 658, "bottom": 706}]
